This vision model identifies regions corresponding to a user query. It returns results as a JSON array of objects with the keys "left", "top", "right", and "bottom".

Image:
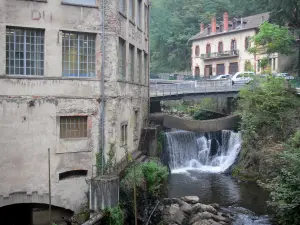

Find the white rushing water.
[{"left": 165, "top": 130, "right": 242, "bottom": 173}]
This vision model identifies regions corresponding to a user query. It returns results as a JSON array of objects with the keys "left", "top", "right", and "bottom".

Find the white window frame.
[{"left": 62, "top": 0, "right": 96, "bottom": 7}]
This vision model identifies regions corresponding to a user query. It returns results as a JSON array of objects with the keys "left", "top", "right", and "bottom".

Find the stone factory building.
[
  {"left": 0, "top": 0, "right": 149, "bottom": 217},
  {"left": 190, "top": 12, "right": 292, "bottom": 78}
]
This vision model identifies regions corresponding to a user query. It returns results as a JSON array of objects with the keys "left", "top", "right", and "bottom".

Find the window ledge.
[
  {"left": 61, "top": 2, "right": 98, "bottom": 8},
  {"left": 117, "top": 79, "right": 148, "bottom": 87},
  {"left": 0, "top": 75, "right": 100, "bottom": 81},
  {"left": 22, "top": 0, "right": 47, "bottom": 2},
  {"left": 119, "top": 11, "right": 127, "bottom": 19},
  {"left": 60, "top": 137, "right": 88, "bottom": 141}
]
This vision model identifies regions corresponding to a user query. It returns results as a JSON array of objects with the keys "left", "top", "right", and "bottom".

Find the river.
[{"left": 164, "top": 130, "right": 273, "bottom": 225}]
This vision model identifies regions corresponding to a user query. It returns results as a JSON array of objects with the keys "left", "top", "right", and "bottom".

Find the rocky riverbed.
[
  {"left": 160, "top": 196, "right": 271, "bottom": 225},
  {"left": 161, "top": 196, "right": 232, "bottom": 225}
]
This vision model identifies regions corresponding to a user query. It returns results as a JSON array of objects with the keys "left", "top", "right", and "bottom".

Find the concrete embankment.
[{"left": 150, "top": 114, "right": 240, "bottom": 132}]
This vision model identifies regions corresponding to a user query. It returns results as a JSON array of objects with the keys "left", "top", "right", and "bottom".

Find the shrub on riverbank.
[
  {"left": 236, "top": 77, "right": 300, "bottom": 178},
  {"left": 236, "top": 78, "right": 300, "bottom": 224},
  {"left": 120, "top": 160, "right": 169, "bottom": 224},
  {"left": 261, "top": 131, "right": 300, "bottom": 225}
]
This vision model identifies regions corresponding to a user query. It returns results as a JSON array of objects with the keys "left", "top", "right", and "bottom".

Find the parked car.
[
  {"left": 231, "top": 71, "right": 255, "bottom": 85},
  {"left": 211, "top": 74, "right": 231, "bottom": 80},
  {"left": 275, "top": 73, "right": 294, "bottom": 80}
]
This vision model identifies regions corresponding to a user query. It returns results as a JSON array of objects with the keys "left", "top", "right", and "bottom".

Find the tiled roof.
[{"left": 190, "top": 12, "right": 270, "bottom": 41}]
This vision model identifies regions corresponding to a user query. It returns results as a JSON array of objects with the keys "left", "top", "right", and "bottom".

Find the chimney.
[
  {"left": 200, "top": 22, "right": 204, "bottom": 32},
  {"left": 211, "top": 17, "right": 217, "bottom": 33},
  {"left": 223, "top": 12, "right": 229, "bottom": 32}
]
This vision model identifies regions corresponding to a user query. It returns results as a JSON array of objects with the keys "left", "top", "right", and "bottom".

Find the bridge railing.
[{"left": 150, "top": 81, "right": 243, "bottom": 97}]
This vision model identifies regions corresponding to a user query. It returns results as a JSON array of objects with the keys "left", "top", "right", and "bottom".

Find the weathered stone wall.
[{"left": 0, "top": 0, "right": 149, "bottom": 212}]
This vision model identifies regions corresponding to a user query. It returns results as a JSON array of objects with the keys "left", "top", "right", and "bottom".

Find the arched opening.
[
  {"left": 195, "top": 45, "right": 200, "bottom": 57},
  {"left": 245, "top": 37, "right": 250, "bottom": 50},
  {"left": 218, "top": 41, "right": 223, "bottom": 53},
  {"left": 231, "top": 39, "right": 236, "bottom": 50},
  {"left": 0, "top": 203, "right": 73, "bottom": 225},
  {"left": 59, "top": 170, "right": 88, "bottom": 180},
  {"left": 231, "top": 39, "right": 237, "bottom": 55},
  {"left": 206, "top": 43, "right": 211, "bottom": 55},
  {"left": 195, "top": 66, "right": 200, "bottom": 79}
]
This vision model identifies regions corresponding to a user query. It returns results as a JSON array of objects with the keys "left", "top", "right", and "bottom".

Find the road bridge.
[{"left": 150, "top": 80, "right": 243, "bottom": 102}]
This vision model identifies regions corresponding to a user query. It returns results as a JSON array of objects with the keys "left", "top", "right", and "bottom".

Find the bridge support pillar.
[
  {"left": 150, "top": 101, "right": 162, "bottom": 113},
  {"left": 141, "top": 126, "right": 160, "bottom": 157},
  {"left": 90, "top": 175, "right": 119, "bottom": 212}
]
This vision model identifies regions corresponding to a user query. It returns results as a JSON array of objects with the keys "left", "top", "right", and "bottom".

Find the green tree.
[
  {"left": 260, "top": 0, "right": 300, "bottom": 76},
  {"left": 262, "top": 131, "right": 300, "bottom": 225},
  {"left": 236, "top": 77, "right": 300, "bottom": 177},
  {"left": 150, "top": 0, "right": 267, "bottom": 73},
  {"left": 248, "top": 22, "right": 295, "bottom": 56}
]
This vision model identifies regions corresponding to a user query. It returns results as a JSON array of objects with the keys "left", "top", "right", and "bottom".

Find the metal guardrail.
[
  {"left": 200, "top": 50, "right": 239, "bottom": 60},
  {"left": 150, "top": 81, "right": 243, "bottom": 98}
]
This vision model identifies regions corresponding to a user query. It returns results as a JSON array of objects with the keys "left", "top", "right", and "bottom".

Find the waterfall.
[{"left": 164, "top": 130, "right": 242, "bottom": 173}]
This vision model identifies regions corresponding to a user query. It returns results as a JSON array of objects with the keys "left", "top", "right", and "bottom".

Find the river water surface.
[{"left": 165, "top": 130, "right": 272, "bottom": 225}]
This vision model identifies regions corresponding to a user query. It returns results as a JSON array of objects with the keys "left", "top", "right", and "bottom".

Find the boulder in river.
[
  {"left": 181, "top": 196, "right": 200, "bottom": 204},
  {"left": 162, "top": 204, "right": 188, "bottom": 225},
  {"left": 161, "top": 197, "right": 232, "bottom": 225}
]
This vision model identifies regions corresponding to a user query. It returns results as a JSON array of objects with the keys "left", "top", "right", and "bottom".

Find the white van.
[{"left": 231, "top": 71, "right": 255, "bottom": 85}]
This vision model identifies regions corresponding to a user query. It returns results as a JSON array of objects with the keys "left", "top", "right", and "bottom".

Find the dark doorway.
[
  {"left": 205, "top": 65, "right": 213, "bottom": 77},
  {"left": 0, "top": 203, "right": 73, "bottom": 225},
  {"left": 216, "top": 64, "right": 225, "bottom": 75},
  {"left": 229, "top": 62, "right": 238, "bottom": 74}
]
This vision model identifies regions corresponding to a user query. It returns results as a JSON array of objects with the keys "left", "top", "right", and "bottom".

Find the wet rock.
[
  {"left": 210, "top": 203, "right": 220, "bottom": 210},
  {"left": 182, "top": 196, "right": 200, "bottom": 204},
  {"left": 162, "top": 198, "right": 185, "bottom": 206},
  {"left": 212, "top": 214, "right": 231, "bottom": 223},
  {"left": 163, "top": 204, "right": 188, "bottom": 225},
  {"left": 189, "top": 212, "right": 215, "bottom": 224},
  {"left": 192, "top": 220, "right": 222, "bottom": 225},
  {"left": 191, "top": 203, "right": 217, "bottom": 215},
  {"left": 180, "top": 201, "right": 192, "bottom": 214}
]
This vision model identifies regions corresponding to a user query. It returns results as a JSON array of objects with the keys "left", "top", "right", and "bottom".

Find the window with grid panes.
[
  {"left": 137, "top": 0, "right": 142, "bottom": 28},
  {"left": 129, "top": 44, "right": 135, "bottom": 82},
  {"left": 129, "top": 0, "right": 135, "bottom": 21},
  {"left": 60, "top": 116, "right": 87, "bottom": 139},
  {"left": 118, "top": 38, "right": 126, "bottom": 79},
  {"left": 137, "top": 49, "right": 142, "bottom": 83},
  {"left": 119, "top": 0, "right": 126, "bottom": 15},
  {"left": 6, "top": 27, "right": 44, "bottom": 76},
  {"left": 62, "top": 32, "right": 96, "bottom": 77},
  {"left": 144, "top": 52, "right": 148, "bottom": 85},
  {"left": 121, "top": 123, "right": 128, "bottom": 146}
]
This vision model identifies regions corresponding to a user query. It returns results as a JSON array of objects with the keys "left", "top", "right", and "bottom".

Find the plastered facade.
[
  {"left": 0, "top": 0, "right": 149, "bottom": 212},
  {"left": 191, "top": 14, "right": 292, "bottom": 77}
]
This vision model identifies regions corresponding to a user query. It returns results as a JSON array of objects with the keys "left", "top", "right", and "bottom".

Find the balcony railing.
[{"left": 200, "top": 50, "right": 239, "bottom": 60}]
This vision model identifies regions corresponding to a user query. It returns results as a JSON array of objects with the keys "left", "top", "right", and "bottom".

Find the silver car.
[{"left": 275, "top": 73, "right": 294, "bottom": 80}]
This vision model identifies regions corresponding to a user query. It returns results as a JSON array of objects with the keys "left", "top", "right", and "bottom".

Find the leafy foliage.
[
  {"left": 248, "top": 22, "right": 295, "bottom": 56},
  {"left": 120, "top": 160, "right": 168, "bottom": 224},
  {"left": 96, "top": 143, "right": 117, "bottom": 175},
  {"left": 150, "top": 0, "right": 266, "bottom": 73},
  {"left": 102, "top": 205, "right": 124, "bottom": 225},
  {"left": 120, "top": 160, "right": 168, "bottom": 197},
  {"left": 261, "top": 131, "right": 300, "bottom": 225},
  {"left": 236, "top": 77, "right": 300, "bottom": 176},
  {"left": 261, "top": 0, "right": 300, "bottom": 32}
]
